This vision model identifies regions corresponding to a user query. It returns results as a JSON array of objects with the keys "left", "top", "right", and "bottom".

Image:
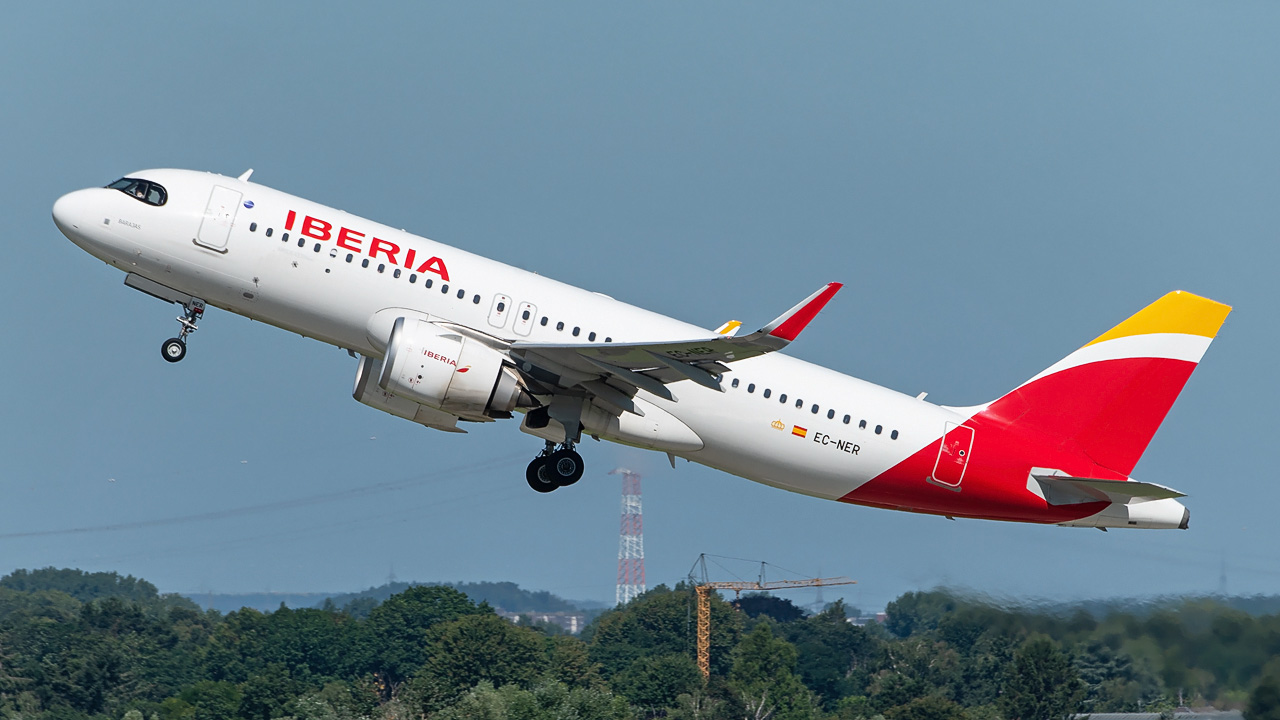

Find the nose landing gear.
[
  {"left": 526, "top": 440, "right": 585, "bottom": 493},
  {"left": 161, "top": 299, "right": 205, "bottom": 363}
]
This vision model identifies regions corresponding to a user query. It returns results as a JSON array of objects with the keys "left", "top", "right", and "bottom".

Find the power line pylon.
[
  {"left": 612, "top": 468, "right": 645, "bottom": 606},
  {"left": 690, "top": 554, "right": 855, "bottom": 680}
]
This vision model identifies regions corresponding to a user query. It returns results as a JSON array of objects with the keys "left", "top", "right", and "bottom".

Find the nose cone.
[{"left": 52, "top": 189, "right": 94, "bottom": 238}]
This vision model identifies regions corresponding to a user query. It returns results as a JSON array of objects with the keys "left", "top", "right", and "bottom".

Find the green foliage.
[
  {"left": 362, "top": 585, "right": 485, "bottom": 689},
  {"left": 587, "top": 584, "right": 741, "bottom": 679},
  {"left": 5, "top": 568, "right": 1280, "bottom": 720},
  {"left": 1248, "top": 669, "right": 1280, "bottom": 720},
  {"left": 609, "top": 653, "right": 700, "bottom": 710},
  {"left": 0, "top": 569, "right": 198, "bottom": 613},
  {"left": 418, "top": 613, "right": 547, "bottom": 697},
  {"left": 1000, "top": 637, "right": 1086, "bottom": 720}
]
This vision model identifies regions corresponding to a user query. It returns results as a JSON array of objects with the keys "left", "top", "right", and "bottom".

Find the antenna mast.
[{"left": 612, "top": 468, "right": 646, "bottom": 606}]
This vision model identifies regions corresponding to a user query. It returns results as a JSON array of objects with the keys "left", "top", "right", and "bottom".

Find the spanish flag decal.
[{"left": 792, "top": 426, "right": 808, "bottom": 438}]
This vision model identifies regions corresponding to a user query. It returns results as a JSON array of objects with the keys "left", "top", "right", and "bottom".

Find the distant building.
[{"left": 497, "top": 610, "right": 587, "bottom": 635}]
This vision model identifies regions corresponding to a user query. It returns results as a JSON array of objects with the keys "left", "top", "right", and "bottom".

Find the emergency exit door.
[
  {"left": 930, "top": 422, "right": 974, "bottom": 490},
  {"left": 196, "top": 185, "right": 242, "bottom": 251}
]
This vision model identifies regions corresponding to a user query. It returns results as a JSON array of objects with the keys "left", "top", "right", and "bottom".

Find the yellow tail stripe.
[{"left": 1084, "top": 291, "right": 1231, "bottom": 348}]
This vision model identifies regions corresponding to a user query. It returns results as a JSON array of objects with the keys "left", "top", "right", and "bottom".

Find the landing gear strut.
[
  {"left": 161, "top": 298, "right": 205, "bottom": 363},
  {"left": 526, "top": 440, "right": 585, "bottom": 493}
]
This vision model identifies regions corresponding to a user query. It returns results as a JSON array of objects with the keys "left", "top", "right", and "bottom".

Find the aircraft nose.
[{"left": 51, "top": 189, "right": 92, "bottom": 236}]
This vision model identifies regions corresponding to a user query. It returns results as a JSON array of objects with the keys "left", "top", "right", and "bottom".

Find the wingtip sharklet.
[{"left": 762, "top": 282, "right": 843, "bottom": 342}]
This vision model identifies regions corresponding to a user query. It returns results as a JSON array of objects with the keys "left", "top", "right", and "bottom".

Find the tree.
[
  {"left": 885, "top": 695, "right": 966, "bottom": 720},
  {"left": 1000, "top": 637, "right": 1085, "bottom": 720},
  {"left": 587, "top": 585, "right": 742, "bottom": 679},
  {"left": 411, "top": 613, "right": 547, "bottom": 708},
  {"left": 1246, "top": 671, "right": 1280, "bottom": 720},
  {"left": 610, "top": 653, "right": 701, "bottom": 710},
  {"left": 360, "top": 585, "right": 484, "bottom": 692},
  {"left": 884, "top": 591, "right": 958, "bottom": 639},
  {"left": 731, "top": 622, "right": 818, "bottom": 720}
]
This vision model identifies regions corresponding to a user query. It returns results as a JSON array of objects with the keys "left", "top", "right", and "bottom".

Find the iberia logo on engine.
[
  {"left": 423, "top": 350, "right": 457, "bottom": 367},
  {"left": 285, "top": 211, "right": 450, "bottom": 280}
]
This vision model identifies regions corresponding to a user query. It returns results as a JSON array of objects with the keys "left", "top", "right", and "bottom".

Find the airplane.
[{"left": 52, "top": 169, "right": 1231, "bottom": 530}]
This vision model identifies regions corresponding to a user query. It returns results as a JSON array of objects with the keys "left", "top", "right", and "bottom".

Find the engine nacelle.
[
  {"left": 353, "top": 355, "right": 464, "bottom": 433},
  {"left": 379, "top": 317, "right": 533, "bottom": 420}
]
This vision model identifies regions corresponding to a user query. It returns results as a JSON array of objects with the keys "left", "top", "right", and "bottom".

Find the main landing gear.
[
  {"left": 161, "top": 298, "right": 205, "bottom": 363},
  {"left": 526, "top": 440, "right": 585, "bottom": 493}
]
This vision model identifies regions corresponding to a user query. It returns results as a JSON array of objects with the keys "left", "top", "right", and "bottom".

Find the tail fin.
[{"left": 984, "top": 291, "right": 1231, "bottom": 476}]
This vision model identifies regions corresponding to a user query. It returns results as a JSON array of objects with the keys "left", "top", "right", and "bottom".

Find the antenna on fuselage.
[{"left": 237, "top": 169, "right": 254, "bottom": 182}]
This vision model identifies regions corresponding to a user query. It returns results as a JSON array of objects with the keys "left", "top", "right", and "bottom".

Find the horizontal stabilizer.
[{"left": 1033, "top": 473, "right": 1185, "bottom": 506}]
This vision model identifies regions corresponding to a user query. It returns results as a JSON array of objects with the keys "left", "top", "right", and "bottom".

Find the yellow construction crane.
[{"left": 690, "top": 554, "right": 855, "bottom": 679}]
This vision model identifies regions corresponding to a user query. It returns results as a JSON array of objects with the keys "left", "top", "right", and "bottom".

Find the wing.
[{"left": 508, "top": 283, "right": 842, "bottom": 415}]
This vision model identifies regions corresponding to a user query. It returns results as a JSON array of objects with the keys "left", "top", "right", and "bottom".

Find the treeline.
[
  {"left": 2, "top": 568, "right": 1280, "bottom": 720},
  {"left": 318, "top": 581, "right": 587, "bottom": 619}
]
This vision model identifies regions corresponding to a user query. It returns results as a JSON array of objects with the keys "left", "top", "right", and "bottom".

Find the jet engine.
[{"left": 378, "top": 317, "right": 534, "bottom": 420}]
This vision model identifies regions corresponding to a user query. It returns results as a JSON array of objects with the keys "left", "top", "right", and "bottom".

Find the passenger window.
[
  {"left": 779, "top": 393, "right": 786, "bottom": 403},
  {"left": 250, "top": 222, "right": 258, "bottom": 232},
  {"left": 572, "top": 327, "right": 580, "bottom": 337},
  {"left": 731, "top": 378, "right": 740, "bottom": 388},
  {"left": 556, "top": 322, "right": 564, "bottom": 331},
  {"left": 378, "top": 264, "right": 385, "bottom": 273},
  {"left": 795, "top": 399, "right": 803, "bottom": 409},
  {"left": 410, "top": 274, "right": 417, "bottom": 283},
  {"left": 589, "top": 332, "right": 597, "bottom": 341},
  {"left": 891, "top": 430, "right": 899, "bottom": 440},
  {"left": 282, "top": 232, "right": 289, "bottom": 242},
  {"left": 441, "top": 284, "right": 449, "bottom": 294},
  {"left": 523, "top": 310, "right": 531, "bottom": 320},
  {"left": 763, "top": 388, "right": 771, "bottom": 398},
  {"left": 843, "top": 414, "right": 850, "bottom": 424},
  {"left": 540, "top": 317, "right": 549, "bottom": 326},
  {"left": 313, "top": 244, "right": 321, "bottom": 253},
  {"left": 497, "top": 301, "right": 506, "bottom": 312},
  {"left": 425, "top": 278, "right": 433, "bottom": 288},
  {"left": 812, "top": 404, "right": 819, "bottom": 414},
  {"left": 473, "top": 295, "right": 480, "bottom": 304},
  {"left": 394, "top": 268, "right": 401, "bottom": 278},
  {"left": 748, "top": 383, "right": 756, "bottom": 393},
  {"left": 875, "top": 425, "right": 883, "bottom": 435},
  {"left": 297, "top": 238, "right": 305, "bottom": 247},
  {"left": 346, "top": 254, "right": 353, "bottom": 262},
  {"left": 361, "top": 259, "right": 370, "bottom": 268},
  {"left": 827, "top": 409, "right": 834, "bottom": 419},
  {"left": 605, "top": 337, "right": 612, "bottom": 342},
  {"left": 859, "top": 420, "right": 867, "bottom": 429},
  {"left": 265, "top": 228, "right": 273, "bottom": 237},
  {"left": 457, "top": 289, "right": 465, "bottom": 299}
]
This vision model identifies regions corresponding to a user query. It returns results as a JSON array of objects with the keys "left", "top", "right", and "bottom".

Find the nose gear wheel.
[{"left": 161, "top": 299, "right": 205, "bottom": 363}]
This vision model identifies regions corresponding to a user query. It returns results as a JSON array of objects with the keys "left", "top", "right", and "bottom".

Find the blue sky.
[{"left": 2, "top": 3, "right": 1278, "bottom": 611}]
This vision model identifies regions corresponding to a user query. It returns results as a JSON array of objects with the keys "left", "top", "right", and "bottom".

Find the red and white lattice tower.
[{"left": 611, "top": 468, "right": 646, "bottom": 606}]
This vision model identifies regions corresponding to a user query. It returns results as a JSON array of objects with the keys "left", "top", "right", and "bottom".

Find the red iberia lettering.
[
  {"left": 423, "top": 350, "right": 456, "bottom": 367},
  {"left": 287, "top": 212, "right": 453, "bottom": 281},
  {"left": 369, "top": 237, "right": 400, "bottom": 265},
  {"left": 415, "top": 256, "right": 450, "bottom": 281},
  {"left": 301, "top": 216, "right": 332, "bottom": 241},
  {"left": 337, "top": 227, "right": 364, "bottom": 252}
]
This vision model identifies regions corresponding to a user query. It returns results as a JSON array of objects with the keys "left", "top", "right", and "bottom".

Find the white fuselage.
[{"left": 54, "top": 169, "right": 955, "bottom": 503}]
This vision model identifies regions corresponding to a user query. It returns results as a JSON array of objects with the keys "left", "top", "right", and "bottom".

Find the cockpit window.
[{"left": 106, "top": 177, "right": 167, "bottom": 206}]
